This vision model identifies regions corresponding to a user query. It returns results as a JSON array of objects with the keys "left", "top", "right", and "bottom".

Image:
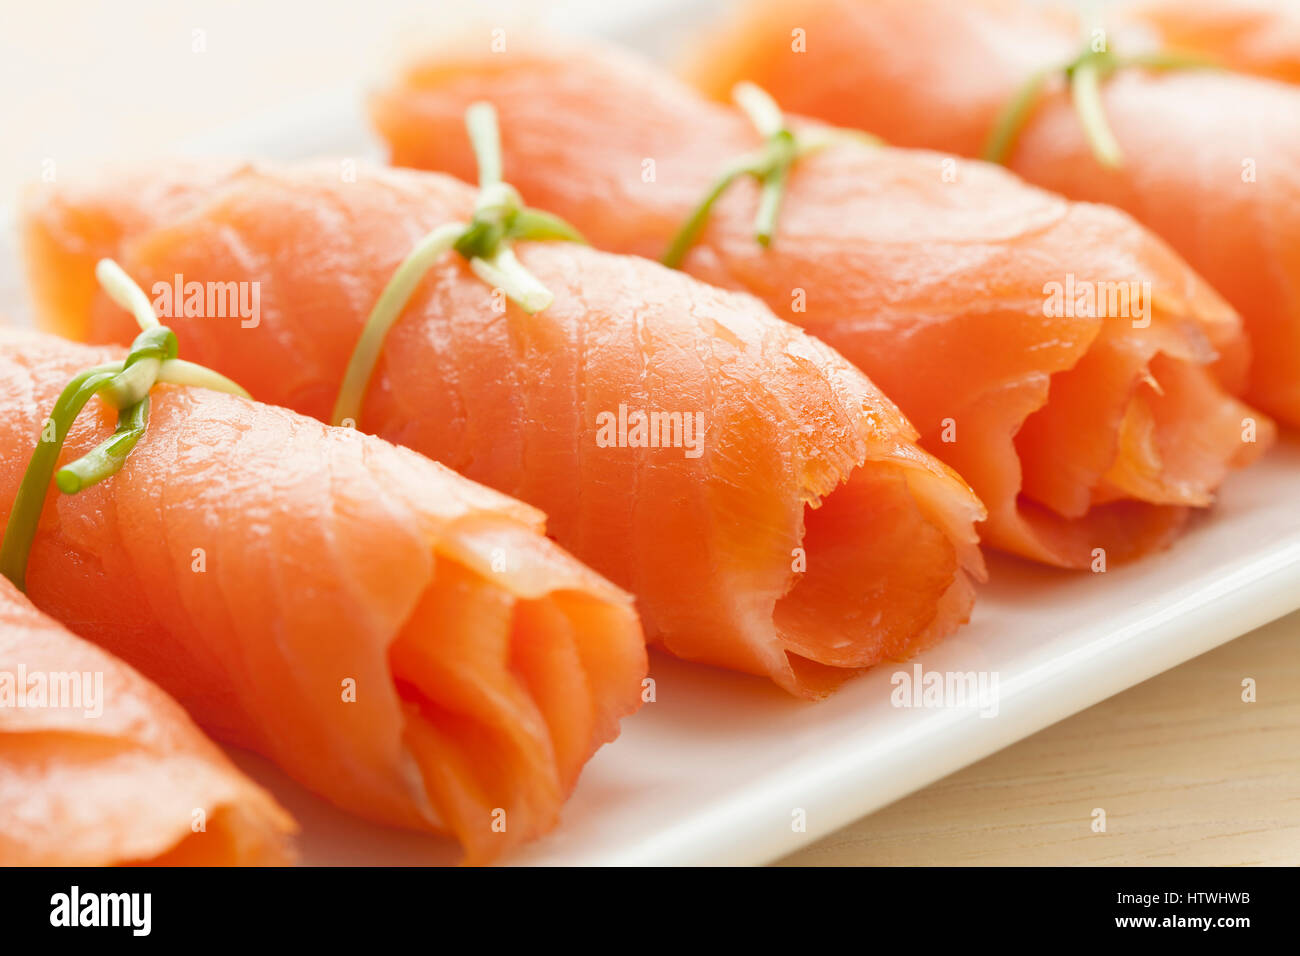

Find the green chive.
[
  {"left": 154, "top": 358, "right": 250, "bottom": 397},
  {"left": 0, "top": 260, "right": 249, "bottom": 591},
  {"left": 466, "top": 102, "right": 504, "bottom": 189},
  {"left": 95, "top": 258, "right": 161, "bottom": 331},
  {"left": 0, "top": 364, "right": 122, "bottom": 590},
  {"left": 662, "top": 166, "right": 746, "bottom": 269},
  {"left": 982, "top": 66, "right": 1053, "bottom": 165},
  {"left": 754, "top": 131, "right": 796, "bottom": 245},
  {"left": 1069, "top": 55, "right": 1124, "bottom": 169},
  {"left": 733, "top": 82, "right": 785, "bottom": 138},
  {"left": 984, "top": 42, "right": 1217, "bottom": 170},
  {"left": 507, "top": 208, "right": 586, "bottom": 244},
  {"left": 469, "top": 246, "right": 553, "bottom": 314},
  {"left": 1120, "top": 51, "right": 1220, "bottom": 72},
  {"left": 662, "top": 82, "right": 859, "bottom": 267},
  {"left": 56, "top": 396, "right": 151, "bottom": 494},
  {"left": 332, "top": 221, "right": 466, "bottom": 427},
  {"left": 333, "top": 101, "right": 586, "bottom": 427},
  {"left": 453, "top": 217, "right": 507, "bottom": 261}
]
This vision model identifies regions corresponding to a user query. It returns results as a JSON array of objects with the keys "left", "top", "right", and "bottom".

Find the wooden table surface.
[
  {"left": 783, "top": 611, "right": 1300, "bottom": 865},
  {"left": 3, "top": 0, "right": 1297, "bottom": 866}
]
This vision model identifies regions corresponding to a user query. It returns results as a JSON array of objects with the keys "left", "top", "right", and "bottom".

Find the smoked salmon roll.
[
  {"left": 365, "top": 38, "right": 1272, "bottom": 568},
  {"left": 681, "top": 0, "right": 1300, "bottom": 428},
  {"left": 1128, "top": 0, "right": 1300, "bottom": 85},
  {"left": 21, "top": 159, "right": 985, "bottom": 699},
  {"left": 0, "top": 328, "right": 646, "bottom": 863},
  {"left": 0, "top": 575, "right": 293, "bottom": 865}
]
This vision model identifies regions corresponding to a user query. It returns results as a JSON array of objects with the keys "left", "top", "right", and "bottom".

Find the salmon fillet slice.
[
  {"left": 366, "top": 37, "right": 1272, "bottom": 567},
  {"left": 0, "top": 575, "right": 294, "bottom": 865},
  {"left": 21, "top": 159, "right": 985, "bottom": 699},
  {"left": 0, "top": 329, "right": 646, "bottom": 863},
  {"left": 680, "top": 0, "right": 1300, "bottom": 428},
  {"left": 1128, "top": 0, "right": 1300, "bottom": 85}
]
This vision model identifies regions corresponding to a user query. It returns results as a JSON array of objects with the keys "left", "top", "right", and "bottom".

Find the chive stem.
[
  {"left": 466, "top": 102, "right": 504, "bottom": 189},
  {"left": 663, "top": 83, "right": 861, "bottom": 266},
  {"left": 0, "top": 364, "right": 121, "bottom": 590},
  {"left": 100, "top": 355, "right": 162, "bottom": 408},
  {"left": 55, "top": 397, "right": 151, "bottom": 494},
  {"left": 733, "top": 82, "right": 784, "bottom": 138},
  {"left": 469, "top": 246, "right": 553, "bottom": 314},
  {"left": 1121, "top": 51, "right": 1218, "bottom": 72},
  {"left": 985, "top": 43, "right": 1217, "bottom": 169},
  {"left": 754, "top": 162, "right": 787, "bottom": 247},
  {"left": 95, "top": 258, "right": 160, "bottom": 331},
  {"left": 662, "top": 167, "right": 744, "bottom": 269},
  {"left": 1069, "top": 57, "right": 1124, "bottom": 169},
  {"left": 981, "top": 66, "right": 1052, "bottom": 165},
  {"left": 155, "top": 358, "right": 251, "bottom": 397},
  {"left": 331, "top": 222, "right": 465, "bottom": 426},
  {"left": 0, "top": 261, "right": 251, "bottom": 591},
  {"left": 508, "top": 208, "right": 586, "bottom": 244},
  {"left": 333, "top": 102, "right": 586, "bottom": 427}
]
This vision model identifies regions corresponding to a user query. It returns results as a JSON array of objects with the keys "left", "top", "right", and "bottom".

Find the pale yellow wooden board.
[{"left": 782, "top": 610, "right": 1300, "bottom": 866}]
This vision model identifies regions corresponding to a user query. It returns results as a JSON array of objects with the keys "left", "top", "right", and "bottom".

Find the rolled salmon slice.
[
  {"left": 0, "top": 575, "right": 294, "bottom": 865},
  {"left": 1127, "top": 0, "right": 1300, "bottom": 85},
  {"left": 21, "top": 160, "right": 984, "bottom": 699},
  {"left": 680, "top": 0, "right": 1300, "bottom": 428},
  {"left": 365, "top": 37, "right": 1273, "bottom": 567},
  {"left": 0, "top": 329, "right": 647, "bottom": 863}
]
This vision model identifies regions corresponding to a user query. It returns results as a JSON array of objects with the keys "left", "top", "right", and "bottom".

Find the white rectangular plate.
[
  {"left": 3, "top": 0, "right": 1298, "bottom": 866},
  {"left": 225, "top": 446, "right": 1300, "bottom": 866}
]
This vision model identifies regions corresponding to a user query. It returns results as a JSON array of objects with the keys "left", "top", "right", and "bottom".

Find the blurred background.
[{"left": 0, "top": 0, "right": 716, "bottom": 187}]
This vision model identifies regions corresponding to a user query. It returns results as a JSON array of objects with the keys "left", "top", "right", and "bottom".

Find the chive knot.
[
  {"left": 0, "top": 260, "right": 248, "bottom": 591},
  {"left": 331, "top": 102, "right": 586, "bottom": 429},
  {"left": 662, "top": 83, "right": 874, "bottom": 267},
  {"left": 982, "top": 38, "right": 1217, "bottom": 169}
]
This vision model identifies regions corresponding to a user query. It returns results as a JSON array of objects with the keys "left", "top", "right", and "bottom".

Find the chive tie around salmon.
[
  {"left": 0, "top": 328, "right": 646, "bottom": 864},
  {"left": 21, "top": 155, "right": 985, "bottom": 699},
  {"left": 366, "top": 34, "right": 1274, "bottom": 568},
  {"left": 679, "top": 0, "right": 1300, "bottom": 429}
]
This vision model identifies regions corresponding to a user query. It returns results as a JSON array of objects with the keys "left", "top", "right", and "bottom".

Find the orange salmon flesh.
[
  {"left": 681, "top": 0, "right": 1300, "bottom": 429},
  {"left": 21, "top": 159, "right": 986, "bottom": 700},
  {"left": 366, "top": 35, "right": 1274, "bottom": 567},
  {"left": 0, "top": 575, "right": 294, "bottom": 865},
  {"left": 0, "top": 329, "right": 647, "bottom": 864}
]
